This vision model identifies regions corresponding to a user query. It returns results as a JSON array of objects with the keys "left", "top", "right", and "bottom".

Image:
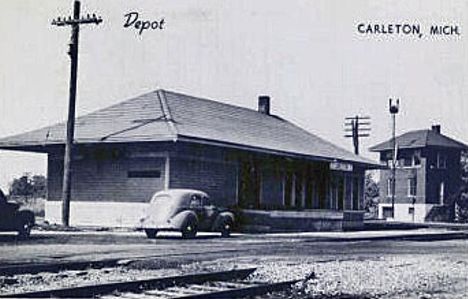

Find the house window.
[
  {"left": 382, "top": 207, "right": 393, "bottom": 219},
  {"left": 413, "top": 152, "right": 421, "bottom": 166},
  {"left": 407, "top": 178, "right": 417, "bottom": 197},
  {"left": 387, "top": 178, "right": 394, "bottom": 197},
  {"left": 399, "top": 151, "right": 421, "bottom": 168},
  {"left": 439, "top": 182, "right": 445, "bottom": 204},
  {"left": 437, "top": 153, "right": 447, "bottom": 169},
  {"left": 128, "top": 170, "right": 161, "bottom": 178},
  {"left": 387, "top": 160, "right": 393, "bottom": 168},
  {"left": 402, "top": 157, "right": 413, "bottom": 167}
]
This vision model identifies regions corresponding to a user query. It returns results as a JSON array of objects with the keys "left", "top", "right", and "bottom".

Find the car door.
[
  {"left": 201, "top": 196, "right": 218, "bottom": 230},
  {"left": 0, "top": 201, "right": 17, "bottom": 230},
  {"left": 189, "top": 194, "right": 205, "bottom": 225}
]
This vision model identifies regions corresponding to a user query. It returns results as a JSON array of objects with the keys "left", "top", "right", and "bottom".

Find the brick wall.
[
  {"left": 379, "top": 153, "right": 427, "bottom": 205},
  {"left": 424, "top": 148, "right": 461, "bottom": 205}
]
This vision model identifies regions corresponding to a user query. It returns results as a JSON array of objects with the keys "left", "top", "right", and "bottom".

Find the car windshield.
[{"left": 150, "top": 194, "right": 171, "bottom": 205}]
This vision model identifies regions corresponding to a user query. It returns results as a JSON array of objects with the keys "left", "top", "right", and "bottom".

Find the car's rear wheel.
[
  {"left": 220, "top": 218, "right": 233, "bottom": 238},
  {"left": 145, "top": 229, "right": 158, "bottom": 239},
  {"left": 181, "top": 218, "right": 198, "bottom": 239},
  {"left": 17, "top": 211, "right": 34, "bottom": 240},
  {"left": 17, "top": 221, "right": 33, "bottom": 239}
]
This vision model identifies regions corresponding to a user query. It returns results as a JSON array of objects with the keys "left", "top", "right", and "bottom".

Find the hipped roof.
[
  {"left": 370, "top": 129, "right": 468, "bottom": 152},
  {"left": 0, "top": 89, "right": 381, "bottom": 168}
]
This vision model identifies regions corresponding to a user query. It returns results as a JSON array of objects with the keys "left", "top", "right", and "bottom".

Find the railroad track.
[
  {"left": 0, "top": 268, "right": 300, "bottom": 298},
  {"left": 0, "top": 248, "right": 248, "bottom": 276}
]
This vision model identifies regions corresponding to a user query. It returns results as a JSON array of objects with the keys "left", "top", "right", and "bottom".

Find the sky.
[{"left": 1, "top": 0, "right": 467, "bottom": 191}]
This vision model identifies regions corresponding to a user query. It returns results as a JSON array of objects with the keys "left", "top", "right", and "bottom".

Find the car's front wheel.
[
  {"left": 181, "top": 218, "right": 198, "bottom": 239},
  {"left": 220, "top": 218, "right": 233, "bottom": 238},
  {"left": 145, "top": 229, "right": 158, "bottom": 239}
]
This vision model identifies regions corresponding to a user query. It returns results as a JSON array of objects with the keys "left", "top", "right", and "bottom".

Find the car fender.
[
  {"left": 213, "top": 211, "right": 235, "bottom": 231},
  {"left": 170, "top": 210, "right": 198, "bottom": 229}
]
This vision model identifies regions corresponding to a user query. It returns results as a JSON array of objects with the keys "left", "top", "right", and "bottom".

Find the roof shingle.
[
  {"left": 370, "top": 129, "right": 468, "bottom": 152},
  {"left": 0, "top": 89, "right": 380, "bottom": 167}
]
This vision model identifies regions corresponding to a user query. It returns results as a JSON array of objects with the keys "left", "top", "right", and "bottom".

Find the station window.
[
  {"left": 352, "top": 177, "right": 359, "bottom": 210},
  {"left": 128, "top": 170, "right": 161, "bottom": 178}
]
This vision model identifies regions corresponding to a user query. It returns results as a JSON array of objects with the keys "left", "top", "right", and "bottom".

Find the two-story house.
[{"left": 370, "top": 125, "right": 467, "bottom": 222}]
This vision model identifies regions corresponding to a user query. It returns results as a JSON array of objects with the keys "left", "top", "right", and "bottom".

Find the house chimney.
[
  {"left": 431, "top": 125, "right": 441, "bottom": 134},
  {"left": 258, "top": 95, "right": 270, "bottom": 115}
]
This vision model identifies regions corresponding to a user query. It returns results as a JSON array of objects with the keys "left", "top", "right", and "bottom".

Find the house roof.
[
  {"left": 370, "top": 129, "right": 468, "bottom": 152},
  {"left": 0, "top": 89, "right": 381, "bottom": 168}
]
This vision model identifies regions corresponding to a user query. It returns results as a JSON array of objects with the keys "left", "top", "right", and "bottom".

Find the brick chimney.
[
  {"left": 431, "top": 125, "right": 441, "bottom": 134},
  {"left": 258, "top": 96, "right": 270, "bottom": 115}
]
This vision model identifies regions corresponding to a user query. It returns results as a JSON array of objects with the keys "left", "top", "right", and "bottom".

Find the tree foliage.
[
  {"left": 9, "top": 173, "right": 46, "bottom": 199},
  {"left": 455, "top": 150, "right": 468, "bottom": 222},
  {"left": 364, "top": 172, "right": 379, "bottom": 217}
]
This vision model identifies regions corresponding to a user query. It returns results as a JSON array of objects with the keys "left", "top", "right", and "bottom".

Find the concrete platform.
[{"left": 239, "top": 209, "right": 365, "bottom": 232}]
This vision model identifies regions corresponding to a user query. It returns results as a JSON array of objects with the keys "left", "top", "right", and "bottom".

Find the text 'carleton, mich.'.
[{"left": 357, "top": 23, "right": 461, "bottom": 39}]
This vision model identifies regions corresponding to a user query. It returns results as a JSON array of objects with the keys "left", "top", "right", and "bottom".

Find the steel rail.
[
  {"left": 168, "top": 279, "right": 301, "bottom": 299},
  {"left": 0, "top": 248, "right": 248, "bottom": 276},
  {"left": 0, "top": 268, "right": 256, "bottom": 298}
]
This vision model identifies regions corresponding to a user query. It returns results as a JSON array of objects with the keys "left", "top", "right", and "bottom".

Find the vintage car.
[
  {"left": 0, "top": 191, "right": 35, "bottom": 238},
  {"left": 140, "top": 189, "right": 235, "bottom": 239}
]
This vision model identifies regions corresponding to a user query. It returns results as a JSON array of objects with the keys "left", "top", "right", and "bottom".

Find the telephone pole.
[
  {"left": 52, "top": 1, "right": 102, "bottom": 226},
  {"left": 344, "top": 116, "right": 371, "bottom": 155},
  {"left": 389, "top": 98, "right": 400, "bottom": 219}
]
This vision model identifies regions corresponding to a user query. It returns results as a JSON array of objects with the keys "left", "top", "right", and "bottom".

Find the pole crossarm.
[
  {"left": 52, "top": 14, "right": 102, "bottom": 26},
  {"left": 345, "top": 116, "right": 370, "bottom": 120},
  {"left": 345, "top": 121, "right": 371, "bottom": 126},
  {"left": 344, "top": 115, "right": 371, "bottom": 155},
  {"left": 345, "top": 128, "right": 371, "bottom": 132}
]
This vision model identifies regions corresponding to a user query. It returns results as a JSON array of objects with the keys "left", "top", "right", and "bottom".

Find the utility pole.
[
  {"left": 52, "top": 1, "right": 102, "bottom": 226},
  {"left": 344, "top": 116, "right": 371, "bottom": 155},
  {"left": 389, "top": 98, "right": 400, "bottom": 219}
]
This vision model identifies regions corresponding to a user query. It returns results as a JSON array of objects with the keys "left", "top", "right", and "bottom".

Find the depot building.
[{"left": 0, "top": 90, "right": 381, "bottom": 231}]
